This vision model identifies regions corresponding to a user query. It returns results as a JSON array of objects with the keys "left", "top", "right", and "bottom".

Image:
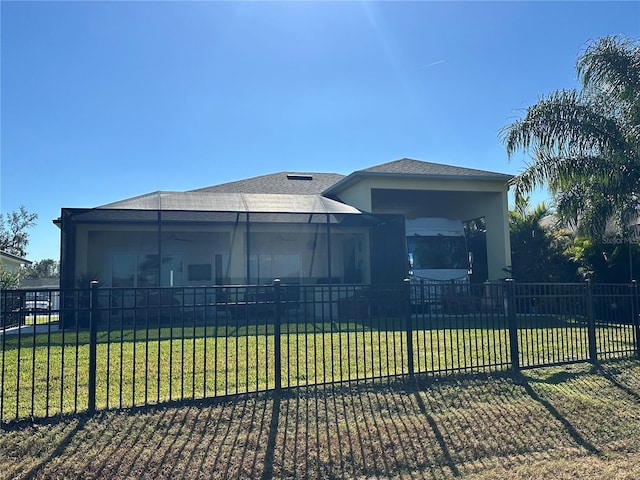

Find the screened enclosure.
[{"left": 59, "top": 196, "right": 407, "bottom": 292}]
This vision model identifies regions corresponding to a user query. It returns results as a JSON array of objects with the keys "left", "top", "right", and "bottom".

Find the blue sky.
[{"left": 2, "top": 1, "right": 639, "bottom": 262}]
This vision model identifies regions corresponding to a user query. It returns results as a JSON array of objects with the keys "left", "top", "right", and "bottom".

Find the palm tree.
[
  {"left": 508, "top": 197, "right": 578, "bottom": 282},
  {"left": 503, "top": 35, "right": 640, "bottom": 239}
]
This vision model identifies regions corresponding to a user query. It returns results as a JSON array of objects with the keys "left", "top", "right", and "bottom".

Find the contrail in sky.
[{"left": 420, "top": 60, "right": 446, "bottom": 69}]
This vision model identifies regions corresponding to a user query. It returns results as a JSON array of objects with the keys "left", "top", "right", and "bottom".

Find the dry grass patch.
[
  {"left": 524, "top": 361, "right": 640, "bottom": 453},
  {"left": 463, "top": 452, "right": 640, "bottom": 480},
  {"left": 1, "top": 359, "right": 639, "bottom": 479}
]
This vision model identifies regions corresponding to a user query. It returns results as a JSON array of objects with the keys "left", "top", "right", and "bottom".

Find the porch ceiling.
[{"left": 371, "top": 188, "right": 500, "bottom": 219}]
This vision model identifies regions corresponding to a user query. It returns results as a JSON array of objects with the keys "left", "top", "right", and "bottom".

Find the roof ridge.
[
  {"left": 189, "top": 171, "right": 345, "bottom": 195},
  {"left": 357, "top": 158, "right": 509, "bottom": 176},
  {"left": 189, "top": 171, "right": 342, "bottom": 193}
]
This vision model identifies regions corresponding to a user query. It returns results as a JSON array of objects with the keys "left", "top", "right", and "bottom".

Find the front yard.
[
  {"left": 1, "top": 359, "right": 640, "bottom": 479},
  {"left": 0, "top": 316, "right": 636, "bottom": 422}
]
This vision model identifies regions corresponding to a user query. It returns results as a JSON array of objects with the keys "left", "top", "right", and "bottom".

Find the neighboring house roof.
[
  {"left": 323, "top": 158, "right": 513, "bottom": 196},
  {"left": 98, "top": 191, "right": 360, "bottom": 215},
  {"left": 191, "top": 172, "right": 345, "bottom": 195},
  {"left": 0, "top": 250, "right": 32, "bottom": 266}
]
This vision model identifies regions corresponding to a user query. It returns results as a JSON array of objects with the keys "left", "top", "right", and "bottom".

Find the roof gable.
[
  {"left": 359, "top": 158, "right": 512, "bottom": 178},
  {"left": 323, "top": 158, "right": 512, "bottom": 196}
]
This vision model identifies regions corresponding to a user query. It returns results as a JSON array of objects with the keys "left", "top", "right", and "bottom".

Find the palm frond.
[
  {"left": 504, "top": 35, "right": 640, "bottom": 241},
  {"left": 578, "top": 36, "right": 640, "bottom": 104},
  {"left": 502, "top": 90, "right": 628, "bottom": 159}
]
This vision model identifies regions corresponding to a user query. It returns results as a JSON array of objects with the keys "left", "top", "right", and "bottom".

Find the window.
[
  {"left": 111, "top": 254, "right": 183, "bottom": 287},
  {"left": 188, "top": 264, "right": 212, "bottom": 282},
  {"left": 161, "top": 255, "right": 183, "bottom": 286},
  {"left": 407, "top": 236, "right": 467, "bottom": 270},
  {"left": 112, "top": 254, "right": 136, "bottom": 287},
  {"left": 249, "top": 254, "right": 301, "bottom": 284}
]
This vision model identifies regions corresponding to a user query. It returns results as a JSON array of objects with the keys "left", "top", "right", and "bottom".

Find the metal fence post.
[
  {"left": 88, "top": 281, "right": 99, "bottom": 414},
  {"left": 632, "top": 280, "right": 640, "bottom": 358},
  {"left": 404, "top": 279, "right": 414, "bottom": 379},
  {"left": 585, "top": 280, "right": 597, "bottom": 364},
  {"left": 273, "top": 279, "right": 282, "bottom": 392},
  {"left": 505, "top": 279, "right": 519, "bottom": 372}
]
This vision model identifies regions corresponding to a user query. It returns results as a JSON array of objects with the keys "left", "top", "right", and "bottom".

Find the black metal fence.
[{"left": 1, "top": 280, "right": 638, "bottom": 424}]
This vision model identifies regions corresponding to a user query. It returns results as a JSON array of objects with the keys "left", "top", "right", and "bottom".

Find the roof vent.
[{"left": 286, "top": 174, "right": 313, "bottom": 181}]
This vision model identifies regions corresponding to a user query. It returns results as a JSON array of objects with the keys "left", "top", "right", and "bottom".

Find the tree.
[
  {"left": 503, "top": 35, "right": 640, "bottom": 239},
  {"left": 24, "top": 259, "right": 60, "bottom": 279},
  {"left": 508, "top": 198, "right": 578, "bottom": 282},
  {"left": 0, "top": 205, "right": 38, "bottom": 257},
  {"left": 566, "top": 236, "right": 640, "bottom": 283},
  {"left": 0, "top": 265, "right": 22, "bottom": 289}
]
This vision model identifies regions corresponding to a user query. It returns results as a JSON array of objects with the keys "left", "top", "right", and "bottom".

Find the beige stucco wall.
[{"left": 334, "top": 175, "right": 512, "bottom": 280}]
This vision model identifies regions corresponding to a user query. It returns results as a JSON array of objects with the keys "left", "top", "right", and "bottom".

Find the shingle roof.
[
  {"left": 191, "top": 172, "right": 345, "bottom": 195},
  {"left": 359, "top": 158, "right": 512, "bottom": 178},
  {"left": 94, "top": 159, "right": 511, "bottom": 214},
  {"left": 323, "top": 158, "right": 512, "bottom": 196},
  {"left": 98, "top": 191, "right": 360, "bottom": 215}
]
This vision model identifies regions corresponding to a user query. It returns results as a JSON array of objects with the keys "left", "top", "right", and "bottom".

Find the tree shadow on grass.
[
  {"left": 520, "top": 359, "right": 640, "bottom": 455},
  {"left": 597, "top": 358, "right": 640, "bottom": 402},
  {"left": 408, "top": 373, "right": 592, "bottom": 476},
  {"left": 0, "top": 380, "right": 585, "bottom": 479},
  {"left": 410, "top": 386, "right": 461, "bottom": 477},
  {"left": 515, "top": 372, "right": 601, "bottom": 455}
]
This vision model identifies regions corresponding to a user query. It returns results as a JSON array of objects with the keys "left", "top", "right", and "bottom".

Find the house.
[
  {"left": 56, "top": 158, "right": 512, "bottom": 290},
  {"left": 0, "top": 250, "right": 31, "bottom": 274}
]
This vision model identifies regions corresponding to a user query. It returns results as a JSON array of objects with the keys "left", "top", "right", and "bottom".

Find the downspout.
[
  {"left": 227, "top": 213, "right": 240, "bottom": 282},
  {"left": 326, "top": 213, "right": 334, "bottom": 323},
  {"left": 157, "top": 214, "right": 162, "bottom": 287},
  {"left": 308, "top": 222, "right": 319, "bottom": 279},
  {"left": 246, "top": 212, "right": 251, "bottom": 283},
  {"left": 326, "top": 214, "right": 332, "bottom": 282},
  {"left": 157, "top": 193, "right": 162, "bottom": 287}
]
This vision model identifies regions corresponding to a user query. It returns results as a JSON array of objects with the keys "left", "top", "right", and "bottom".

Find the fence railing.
[{"left": 0, "top": 280, "right": 638, "bottom": 424}]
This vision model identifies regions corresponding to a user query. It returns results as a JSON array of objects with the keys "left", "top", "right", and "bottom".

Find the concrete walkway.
[{"left": 0, "top": 322, "right": 60, "bottom": 335}]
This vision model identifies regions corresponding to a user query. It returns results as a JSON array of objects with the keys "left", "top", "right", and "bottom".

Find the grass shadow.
[
  {"left": 16, "top": 415, "right": 88, "bottom": 479},
  {"left": 4, "top": 362, "right": 640, "bottom": 479},
  {"left": 516, "top": 371, "right": 601, "bottom": 455},
  {"left": 411, "top": 384, "right": 461, "bottom": 477},
  {"left": 597, "top": 359, "right": 640, "bottom": 402}
]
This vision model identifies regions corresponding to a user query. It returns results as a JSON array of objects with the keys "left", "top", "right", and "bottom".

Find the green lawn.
[
  {"left": 1, "top": 360, "right": 640, "bottom": 479},
  {"left": 24, "top": 314, "right": 60, "bottom": 325},
  {"left": 0, "top": 316, "right": 636, "bottom": 422}
]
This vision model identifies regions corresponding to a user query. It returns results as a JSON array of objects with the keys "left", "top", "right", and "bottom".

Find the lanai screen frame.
[{"left": 58, "top": 207, "right": 400, "bottom": 289}]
